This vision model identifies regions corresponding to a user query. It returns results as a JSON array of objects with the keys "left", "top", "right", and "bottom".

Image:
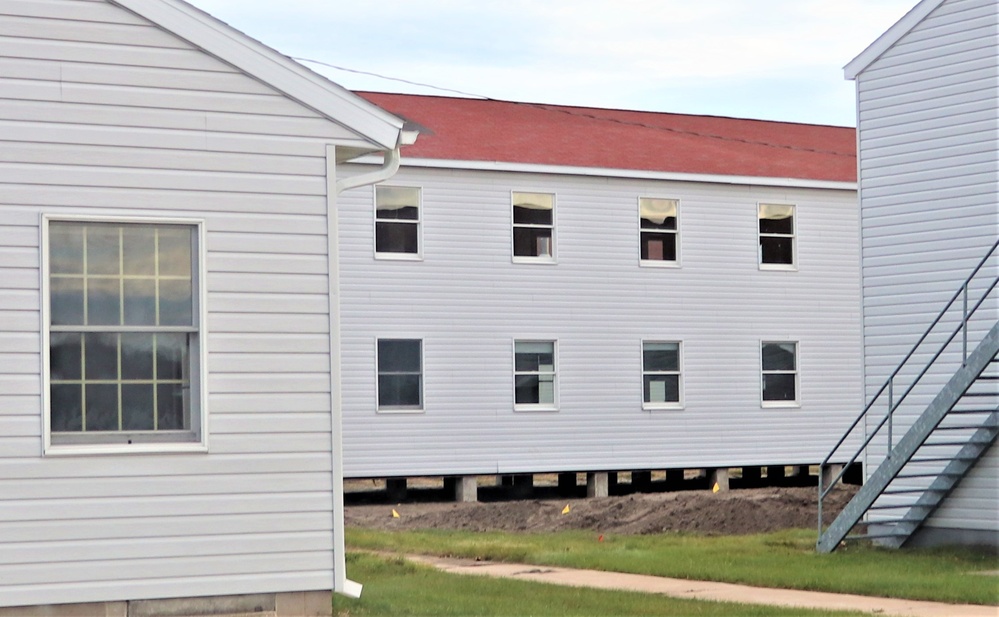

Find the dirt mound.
[{"left": 345, "top": 486, "right": 857, "bottom": 535}]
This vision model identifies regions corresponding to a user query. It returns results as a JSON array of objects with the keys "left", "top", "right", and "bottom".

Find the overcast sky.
[{"left": 186, "top": 0, "right": 917, "bottom": 127}]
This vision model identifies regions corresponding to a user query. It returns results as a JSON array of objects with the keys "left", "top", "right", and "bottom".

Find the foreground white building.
[
  {"left": 818, "top": 0, "right": 997, "bottom": 551},
  {"left": 0, "top": 0, "right": 411, "bottom": 613},
  {"left": 337, "top": 93, "right": 864, "bottom": 491}
]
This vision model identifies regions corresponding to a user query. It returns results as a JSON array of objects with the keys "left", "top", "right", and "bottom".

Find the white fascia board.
[
  {"left": 111, "top": 0, "right": 404, "bottom": 150},
  {"left": 350, "top": 156, "right": 857, "bottom": 192},
  {"left": 844, "top": 0, "right": 947, "bottom": 80}
]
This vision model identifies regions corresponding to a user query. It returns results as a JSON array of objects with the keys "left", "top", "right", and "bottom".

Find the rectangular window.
[
  {"left": 377, "top": 339, "right": 423, "bottom": 411},
  {"left": 643, "top": 341, "right": 682, "bottom": 408},
  {"left": 375, "top": 186, "right": 420, "bottom": 257},
  {"left": 514, "top": 341, "right": 556, "bottom": 409},
  {"left": 640, "top": 198, "right": 678, "bottom": 264},
  {"left": 762, "top": 341, "right": 798, "bottom": 405},
  {"left": 45, "top": 219, "right": 203, "bottom": 448},
  {"left": 512, "top": 192, "right": 554, "bottom": 261},
  {"left": 759, "top": 204, "right": 795, "bottom": 267}
]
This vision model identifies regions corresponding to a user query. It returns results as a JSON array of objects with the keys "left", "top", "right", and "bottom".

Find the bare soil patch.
[{"left": 345, "top": 485, "right": 858, "bottom": 535}]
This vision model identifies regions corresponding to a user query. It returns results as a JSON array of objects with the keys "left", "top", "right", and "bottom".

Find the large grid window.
[
  {"left": 512, "top": 192, "right": 554, "bottom": 261},
  {"left": 46, "top": 220, "right": 201, "bottom": 445},
  {"left": 377, "top": 339, "right": 423, "bottom": 410},
  {"left": 375, "top": 186, "right": 420, "bottom": 257},
  {"left": 762, "top": 341, "right": 798, "bottom": 405},
  {"left": 643, "top": 341, "right": 682, "bottom": 408},
  {"left": 759, "top": 204, "right": 795, "bottom": 267},
  {"left": 640, "top": 198, "right": 678, "bottom": 264},
  {"left": 514, "top": 341, "right": 556, "bottom": 408}
]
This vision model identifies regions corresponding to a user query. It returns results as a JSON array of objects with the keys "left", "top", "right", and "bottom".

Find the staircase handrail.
[{"left": 818, "top": 238, "right": 999, "bottom": 533}]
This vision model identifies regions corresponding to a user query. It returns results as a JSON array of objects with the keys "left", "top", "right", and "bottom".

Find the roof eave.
[
  {"left": 111, "top": 0, "right": 404, "bottom": 150},
  {"left": 844, "top": 0, "right": 947, "bottom": 80},
  {"left": 350, "top": 156, "right": 857, "bottom": 191}
]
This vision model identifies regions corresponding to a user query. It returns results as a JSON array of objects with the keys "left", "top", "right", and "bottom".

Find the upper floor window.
[
  {"left": 640, "top": 198, "right": 678, "bottom": 265},
  {"left": 642, "top": 341, "right": 682, "bottom": 408},
  {"left": 512, "top": 191, "right": 554, "bottom": 261},
  {"left": 375, "top": 186, "right": 420, "bottom": 258},
  {"left": 761, "top": 341, "right": 798, "bottom": 406},
  {"left": 377, "top": 338, "right": 423, "bottom": 411},
  {"left": 45, "top": 219, "right": 204, "bottom": 449},
  {"left": 759, "top": 204, "right": 795, "bottom": 268},
  {"left": 514, "top": 340, "right": 557, "bottom": 409}
]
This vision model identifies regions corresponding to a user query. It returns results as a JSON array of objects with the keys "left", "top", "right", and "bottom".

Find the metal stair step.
[
  {"left": 908, "top": 455, "right": 977, "bottom": 463},
  {"left": 880, "top": 487, "right": 947, "bottom": 496},
  {"left": 867, "top": 502, "right": 932, "bottom": 511},
  {"left": 895, "top": 471, "right": 963, "bottom": 479},
  {"left": 928, "top": 428, "right": 993, "bottom": 434},
  {"left": 845, "top": 532, "right": 907, "bottom": 541}
]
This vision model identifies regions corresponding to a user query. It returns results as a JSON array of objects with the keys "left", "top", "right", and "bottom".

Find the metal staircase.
[{"left": 817, "top": 239, "right": 999, "bottom": 553}]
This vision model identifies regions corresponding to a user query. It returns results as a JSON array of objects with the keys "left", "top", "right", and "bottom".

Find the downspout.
[{"left": 327, "top": 134, "right": 414, "bottom": 599}]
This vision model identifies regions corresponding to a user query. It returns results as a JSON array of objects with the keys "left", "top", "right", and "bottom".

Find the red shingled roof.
[{"left": 358, "top": 92, "right": 857, "bottom": 183}]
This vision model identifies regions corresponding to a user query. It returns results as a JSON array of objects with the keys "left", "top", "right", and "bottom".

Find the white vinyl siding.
[
  {"left": 853, "top": 0, "right": 998, "bottom": 534},
  {"left": 0, "top": 0, "right": 354, "bottom": 606},
  {"left": 338, "top": 164, "right": 862, "bottom": 477}
]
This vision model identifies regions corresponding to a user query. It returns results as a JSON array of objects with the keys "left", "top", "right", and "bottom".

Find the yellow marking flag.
[
  {"left": 562, "top": 504, "right": 571, "bottom": 515},
  {"left": 391, "top": 508, "right": 400, "bottom": 518},
  {"left": 712, "top": 482, "right": 720, "bottom": 493}
]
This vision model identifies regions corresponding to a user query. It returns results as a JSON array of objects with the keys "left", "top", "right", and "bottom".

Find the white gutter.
[
  {"left": 326, "top": 134, "right": 416, "bottom": 599},
  {"left": 336, "top": 131, "right": 418, "bottom": 194}
]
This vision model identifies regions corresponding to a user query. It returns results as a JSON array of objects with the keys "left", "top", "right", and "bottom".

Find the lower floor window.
[
  {"left": 514, "top": 340, "right": 556, "bottom": 408},
  {"left": 46, "top": 219, "right": 202, "bottom": 447},
  {"left": 643, "top": 341, "right": 681, "bottom": 407},
  {"left": 377, "top": 339, "right": 423, "bottom": 410},
  {"left": 762, "top": 341, "right": 798, "bottom": 404}
]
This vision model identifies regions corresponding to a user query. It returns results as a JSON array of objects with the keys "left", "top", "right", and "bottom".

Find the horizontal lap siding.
[
  {"left": 0, "top": 0, "right": 341, "bottom": 606},
  {"left": 856, "top": 0, "right": 998, "bottom": 531},
  {"left": 339, "top": 166, "right": 862, "bottom": 476}
]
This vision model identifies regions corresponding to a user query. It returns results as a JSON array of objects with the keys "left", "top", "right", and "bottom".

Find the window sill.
[
  {"left": 374, "top": 253, "right": 423, "bottom": 261},
  {"left": 45, "top": 441, "right": 208, "bottom": 457},
  {"left": 376, "top": 407, "right": 425, "bottom": 414},
  {"left": 640, "top": 260, "right": 680, "bottom": 269},
  {"left": 761, "top": 401, "right": 801, "bottom": 409},
  {"left": 759, "top": 263, "right": 797, "bottom": 272},
  {"left": 643, "top": 403, "right": 683, "bottom": 411},
  {"left": 512, "top": 257, "right": 557, "bottom": 265},
  {"left": 514, "top": 405, "right": 559, "bottom": 412}
]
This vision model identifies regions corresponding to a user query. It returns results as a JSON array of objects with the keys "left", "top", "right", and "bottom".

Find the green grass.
[
  {"left": 346, "top": 528, "right": 999, "bottom": 606},
  {"left": 333, "top": 552, "right": 868, "bottom": 616}
]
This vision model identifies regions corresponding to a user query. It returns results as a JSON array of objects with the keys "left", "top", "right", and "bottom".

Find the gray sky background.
[{"left": 187, "top": 0, "right": 917, "bottom": 127}]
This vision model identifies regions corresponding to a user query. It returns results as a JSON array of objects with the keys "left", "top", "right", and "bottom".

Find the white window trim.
[
  {"left": 760, "top": 339, "right": 800, "bottom": 408},
  {"left": 511, "top": 190, "right": 557, "bottom": 264},
  {"left": 758, "top": 202, "right": 797, "bottom": 271},
  {"left": 375, "top": 337, "right": 425, "bottom": 414},
  {"left": 41, "top": 214, "right": 209, "bottom": 456},
  {"left": 638, "top": 197, "right": 681, "bottom": 269},
  {"left": 373, "top": 184, "right": 423, "bottom": 261},
  {"left": 513, "top": 339, "right": 559, "bottom": 412},
  {"left": 641, "top": 340, "right": 684, "bottom": 411}
]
